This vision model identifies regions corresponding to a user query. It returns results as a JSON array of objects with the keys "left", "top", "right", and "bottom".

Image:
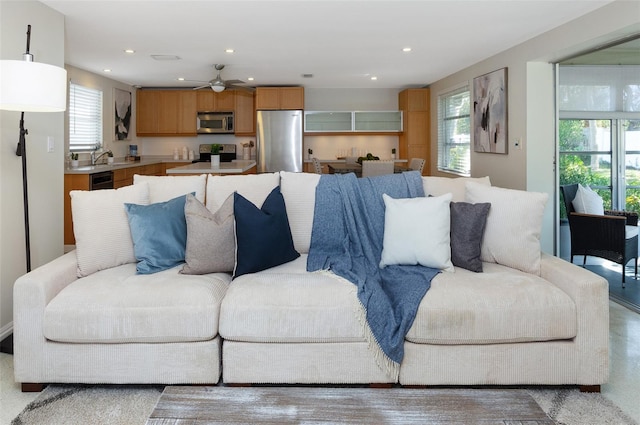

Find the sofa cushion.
[
  {"left": 181, "top": 193, "right": 235, "bottom": 275},
  {"left": 465, "top": 182, "right": 548, "bottom": 275},
  {"left": 380, "top": 193, "right": 453, "bottom": 272},
  {"left": 449, "top": 202, "right": 491, "bottom": 272},
  {"left": 220, "top": 255, "right": 365, "bottom": 343},
  {"left": 71, "top": 183, "right": 150, "bottom": 277},
  {"left": 205, "top": 172, "right": 280, "bottom": 212},
  {"left": 133, "top": 174, "right": 207, "bottom": 204},
  {"left": 422, "top": 176, "right": 490, "bottom": 202},
  {"left": 233, "top": 187, "right": 300, "bottom": 278},
  {"left": 406, "top": 262, "right": 577, "bottom": 344},
  {"left": 43, "top": 263, "right": 231, "bottom": 343},
  {"left": 279, "top": 171, "right": 321, "bottom": 254}
]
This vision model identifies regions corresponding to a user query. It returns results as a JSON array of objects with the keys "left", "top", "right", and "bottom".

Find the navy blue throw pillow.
[{"left": 233, "top": 186, "right": 300, "bottom": 278}]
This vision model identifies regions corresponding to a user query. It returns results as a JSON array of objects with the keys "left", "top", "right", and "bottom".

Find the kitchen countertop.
[
  {"left": 64, "top": 156, "right": 191, "bottom": 175},
  {"left": 166, "top": 160, "right": 256, "bottom": 174}
]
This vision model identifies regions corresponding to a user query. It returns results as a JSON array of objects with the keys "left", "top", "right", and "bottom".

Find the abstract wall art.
[
  {"left": 473, "top": 68, "right": 508, "bottom": 154},
  {"left": 114, "top": 88, "right": 132, "bottom": 141}
]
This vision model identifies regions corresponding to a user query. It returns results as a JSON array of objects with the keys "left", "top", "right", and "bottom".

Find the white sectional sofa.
[{"left": 13, "top": 171, "right": 609, "bottom": 392}]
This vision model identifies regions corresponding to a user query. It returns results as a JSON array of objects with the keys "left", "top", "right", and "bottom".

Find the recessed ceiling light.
[
  {"left": 124, "top": 49, "right": 135, "bottom": 54},
  {"left": 225, "top": 49, "right": 234, "bottom": 53},
  {"left": 370, "top": 76, "right": 377, "bottom": 81},
  {"left": 402, "top": 47, "right": 412, "bottom": 52},
  {"left": 177, "top": 77, "right": 185, "bottom": 81},
  {"left": 247, "top": 77, "right": 254, "bottom": 81},
  {"left": 103, "top": 69, "right": 112, "bottom": 73}
]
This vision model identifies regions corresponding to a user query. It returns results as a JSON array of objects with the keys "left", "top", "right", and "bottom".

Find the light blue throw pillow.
[{"left": 125, "top": 194, "right": 190, "bottom": 274}]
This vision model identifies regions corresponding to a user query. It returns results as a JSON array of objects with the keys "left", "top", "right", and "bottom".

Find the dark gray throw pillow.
[{"left": 450, "top": 202, "right": 491, "bottom": 272}]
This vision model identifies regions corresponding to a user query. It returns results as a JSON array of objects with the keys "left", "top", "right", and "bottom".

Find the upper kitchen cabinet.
[
  {"left": 304, "top": 111, "right": 402, "bottom": 133},
  {"left": 234, "top": 90, "right": 256, "bottom": 135},
  {"left": 196, "top": 90, "right": 235, "bottom": 112},
  {"left": 137, "top": 89, "right": 197, "bottom": 137},
  {"left": 398, "top": 88, "right": 430, "bottom": 175},
  {"left": 255, "top": 87, "right": 304, "bottom": 110}
]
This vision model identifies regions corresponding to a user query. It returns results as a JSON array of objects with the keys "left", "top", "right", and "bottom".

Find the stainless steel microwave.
[{"left": 197, "top": 112, "right": 234, "bottom": 134}]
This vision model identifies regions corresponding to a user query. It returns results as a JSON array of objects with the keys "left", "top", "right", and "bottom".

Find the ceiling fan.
[{"left": 192, "top": 64, "right": 254, "bottom": 93}]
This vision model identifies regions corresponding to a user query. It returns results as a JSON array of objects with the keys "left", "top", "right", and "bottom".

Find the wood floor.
[{"left": 146, "top": 386, "right": 553, "bottom": 424}]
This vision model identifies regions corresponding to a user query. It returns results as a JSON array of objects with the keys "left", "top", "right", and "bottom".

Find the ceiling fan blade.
[
  {"left": 224, "top": 79, "right": 245, "bottom": 85},
  {"left": 229, "top": 84, "right": 256, "bottom": 92},
  {"left": 192, "top": 83, "right": 211, "bottom": 90}
]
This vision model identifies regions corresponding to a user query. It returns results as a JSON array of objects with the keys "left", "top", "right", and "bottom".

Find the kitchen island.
[{"left": 166, "top": 160, "right": 256, "bottom": 175}]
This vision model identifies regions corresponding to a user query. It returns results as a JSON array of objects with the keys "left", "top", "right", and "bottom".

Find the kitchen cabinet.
[
  {"left": 398, "top": 88, "right": 430, "bottom": 175},
  {"left": 234, "top": 90, "right": 255, "bottom": 135},
  {"left": 256, "top": 87, "right": 304, "bottom": 110},
  {"left": 136, "top": 89, "right": 197, "bottom": 137},
  {"left": 304, "top": 111, "right": 402, "bottom": 133},
  {"left": 63, "top": 174, "right": 90, "bottom": 245},
  {"left": 196, "top": 90, "right": 235, "bottom": 112}
]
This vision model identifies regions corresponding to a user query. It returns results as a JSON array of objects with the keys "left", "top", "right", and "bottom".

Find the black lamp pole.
[
  {"left": 15, "top": 25, "right": 33, "bottom": 273},
  {"left": 16, "top": 112, "right": 31, "bottom": 272}
]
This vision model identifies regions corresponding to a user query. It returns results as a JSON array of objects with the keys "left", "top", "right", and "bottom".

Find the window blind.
[
  {"left": 437, "top": 85, "right": 470, "bottom": 175},
  {"left": 69, "top": 83, "right": 103, "bottom": 151}
]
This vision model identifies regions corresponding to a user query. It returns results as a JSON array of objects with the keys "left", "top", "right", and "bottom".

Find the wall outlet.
[{"left": 47, "top": 136, "right": 54, "bottom": 153}]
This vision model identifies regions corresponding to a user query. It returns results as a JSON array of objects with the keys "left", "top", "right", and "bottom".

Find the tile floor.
[{"left": 1, "top": 300, "right": 638, "bottom": 424}]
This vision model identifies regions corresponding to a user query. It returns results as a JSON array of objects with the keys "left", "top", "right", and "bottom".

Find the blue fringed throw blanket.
[{"left": 306, "top": 171, "right": 439, "bottom": 378}]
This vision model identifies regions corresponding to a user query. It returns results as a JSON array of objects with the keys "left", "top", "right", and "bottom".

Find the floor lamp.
[{"left": 0, "top": 25, "right": 67, "bottom": 272}]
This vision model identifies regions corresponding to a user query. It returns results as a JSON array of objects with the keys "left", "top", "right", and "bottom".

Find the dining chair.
[
  {"left": 311, "top": 158, "right": 323, "bottom": 174},
  {"left": 361, "top": 160, "right": 394, "bottom": 178},
  {"left": 409, "top": 158, "right": 426, "bottom": 174},
  {"left": 345, "top": 156, "right": 359, "bottom": 165}
]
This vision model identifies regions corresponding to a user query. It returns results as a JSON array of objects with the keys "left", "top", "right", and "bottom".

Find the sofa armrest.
[
  {"left": 13, "top": 250, "right": 79, "bottom": 383},
  {"left": 539, "top": 253, "right": 609, "bottom": 384}
]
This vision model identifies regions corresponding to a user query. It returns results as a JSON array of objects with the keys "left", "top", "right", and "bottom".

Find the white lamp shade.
[
  {"left": 212, "top": 83, "right": 225, "bottom": 93},
  {"left": 0, "top": 60, "right": 67, "bottom": 112}
]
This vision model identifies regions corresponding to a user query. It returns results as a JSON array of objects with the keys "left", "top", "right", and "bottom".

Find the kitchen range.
[{"left": 192, "top": 144, "right": 237, "bottom": 163}]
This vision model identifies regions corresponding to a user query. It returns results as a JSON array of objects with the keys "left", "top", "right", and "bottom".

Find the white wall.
[
  {"left": 0, "top": 1, "right": 65, "bottom": 338},
  {"left": 428, "top": 0, "right": 640, "bottom": 254}
]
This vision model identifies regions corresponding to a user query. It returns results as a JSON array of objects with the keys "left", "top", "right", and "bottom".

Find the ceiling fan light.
[{"left": 212, "top": 82, "right": 225, "bottom": 92}]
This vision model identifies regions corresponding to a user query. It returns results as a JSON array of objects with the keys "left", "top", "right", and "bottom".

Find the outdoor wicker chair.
[{"left": 560, "top": 183, "right": 638, "bottom": 286}]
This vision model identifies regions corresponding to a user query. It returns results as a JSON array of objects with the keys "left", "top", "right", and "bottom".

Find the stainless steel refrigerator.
[{"left": 256, "top": 110, "right": 303, "bottom": 173}]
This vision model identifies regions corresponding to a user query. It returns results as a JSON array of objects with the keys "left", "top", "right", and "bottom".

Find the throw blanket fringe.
[
  {"left": 307, "top": 172, "right": 439, "bottom": 378},
  {"left": 319, "top": 269, "right": 400, "bottom": 380}
]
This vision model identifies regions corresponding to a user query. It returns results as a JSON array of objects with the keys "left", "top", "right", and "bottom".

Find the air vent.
[
  {"left": 302, "top": 73, "right": 314, "bottom": 78},
  {"left": 151, "top": 55, "right": 181, "bottom": 61}
]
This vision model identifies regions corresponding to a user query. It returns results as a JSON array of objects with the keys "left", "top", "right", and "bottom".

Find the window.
[
  {"left": 69, "top": 83, "right": 103, "bottom": 151},
  {"left": 558, "top": 65, "right": 640, "bottom": 214},
  {"left": 437, "top": 85, "right": 470, "bottom": 175}
]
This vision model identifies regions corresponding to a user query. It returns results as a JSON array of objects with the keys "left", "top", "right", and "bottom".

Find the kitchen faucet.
[{"left": 91, "top": 150, "right": 111, "bottom": 165}]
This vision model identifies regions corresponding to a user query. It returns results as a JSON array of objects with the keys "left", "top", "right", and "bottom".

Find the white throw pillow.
[
  {"left": 572, "top": 184, "right": 604, "bottom": 215},
  {"left": 133, "top": 174, "right": 207, "bottom": 204},
  {"left": 379, "top": 193, "right": 454, "bottom": 272},
  {"left": 422, "top": 176, "right": 491, "bottom": 202},
  {"left": 279, "top": 171, "right": 321, "bottom": 254},
  {"left": 205, "top": 173, "right": 280, "bottom": 212},
  {"left": 465, "top": 182, "right": 548, "bottom": 275},
  {"left": 71, "top": 182, "right": 150, "bottom": 277}
]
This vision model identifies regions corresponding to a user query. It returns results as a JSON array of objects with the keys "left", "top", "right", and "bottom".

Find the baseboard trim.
[{"left": 0, "top": 321, "right": 12, "bottom": 342}]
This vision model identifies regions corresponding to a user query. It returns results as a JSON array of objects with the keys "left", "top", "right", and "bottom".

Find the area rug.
[{"left": 11, "top": 384, "right": 638, "bottom": 425}]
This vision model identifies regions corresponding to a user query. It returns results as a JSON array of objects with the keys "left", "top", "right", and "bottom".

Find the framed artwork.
[
  {"left": 114, "top": 88, "right": 132, "bottom": 141},
  {"left": 473, "top": 67, "right": 508, "bottom": 154}
]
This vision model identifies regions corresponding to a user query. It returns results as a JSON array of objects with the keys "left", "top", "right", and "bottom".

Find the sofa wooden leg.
[
  {"left": 369, "top": 383, "right": 393, "bottom": 389},
  {"left": 579, "top": 385, "right": 601, "bottom": 393},
  {"left": 21, "top": 383, "right": 45, "bottom": 392}
]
